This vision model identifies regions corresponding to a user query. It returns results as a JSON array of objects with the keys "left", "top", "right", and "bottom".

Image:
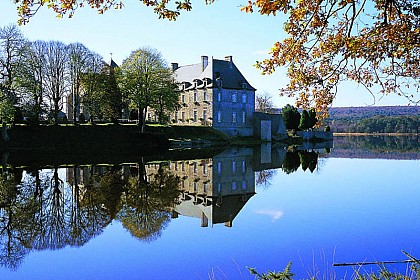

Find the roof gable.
[{"left": 173, "top": 57, "right": 255, "bottom": 91}]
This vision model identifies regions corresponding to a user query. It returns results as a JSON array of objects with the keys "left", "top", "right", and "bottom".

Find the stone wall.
[
  {"left": 296, "top": 131, "right": 333, "bottom": 141},
  {"left": 252, "top": 112, "right": 288, "bottom": 141}
]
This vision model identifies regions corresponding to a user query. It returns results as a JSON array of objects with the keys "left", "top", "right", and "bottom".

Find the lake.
[{"left": 0, "top": 135, "right": 419, "bottom": 279}]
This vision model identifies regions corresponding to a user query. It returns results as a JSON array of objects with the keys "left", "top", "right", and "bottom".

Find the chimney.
[
  {"left": 201, "top": 55, "right": 208, "bottom": 71},
  {"left": 201, "top": 211, "right": 209, "bottom": 227},
  {"left": 224, "top": 56, "right": 233, "bottom": 63},
  {"left": 171, "top": 63, "right": 179, "bottom": 72}
]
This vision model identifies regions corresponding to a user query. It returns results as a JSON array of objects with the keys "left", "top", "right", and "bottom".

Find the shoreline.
[{"left": 333, "top": 132, "right": 420, "bottom": 136}]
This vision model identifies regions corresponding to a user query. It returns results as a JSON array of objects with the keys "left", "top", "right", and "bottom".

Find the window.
[
  {"left": 242, "top": 180, "right": 247, "bottom": 190},
  {"left": 232, "top": 161, "right": 236, "bottom": 173},
  {"left": 217, "top": 111, "right": 221, "bottom": 122},
  {"left": 181, "top": 112, "right": 185, "bottom": 122},
  {"left": 242, "top": 93, "right": 247, "bottom": 103},
  {"left": 232, "top": 181, "right": 237, "bottom": 191},
  {"left": 217, "top": 91, "right": 221, "bottom": 102},
  {"left": 203, "top": 163, "right": 207, "bottom": 174},
  {"left": 203, "top": 109, "right": 207, "bottom": 122},
  {"left": 203, "top": 183, "right": 207, "bottom": 193},
  {"left": 232, "top": 111, "right": 236, "bottom": 123},
  {"left": 181, "top": 161, "right": 185, "bottom": 171},
  {"left": 181, "top": 94, "right": 185, "bottom": 103},
  {"left": 242, "top": 111, "right": 246, "bottom": 123},
  {"left": 193, "top": 110, "right": 198, "bottom": 122},
  {"left": 193, "top": 91, "right": 197, "bottom": 102},
  {"left": 232, "top": 93, "right": 237, "bottom": 103},
  {"left": 242, "top": 160, "right": 246, "bottom": 173},
  {"left": 217, "top": 183, "right": 222, "bottom": 192},
  {"left": 193, "top": 182, "right": 197, "bottom": 192},
  {"left": 203, "top": 91, "right": 207, "bottom": 101},
  {"left": 193, "top": 162, "right": 198, "bottom": 173},
  {"left": 217, "top": 162, "right": 222, "bottom": 174},
  {"left": 174, "top": 111, "right": 178, "bottom": 122}
]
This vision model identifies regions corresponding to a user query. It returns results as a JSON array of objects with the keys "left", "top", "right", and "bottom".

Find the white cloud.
[{"left": 255, "top": 209, "right": 284, "bottom": 221}]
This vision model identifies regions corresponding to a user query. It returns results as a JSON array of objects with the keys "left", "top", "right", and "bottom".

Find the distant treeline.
[{"left": 326, "top": 106, "right": 420, "bottom": 133}]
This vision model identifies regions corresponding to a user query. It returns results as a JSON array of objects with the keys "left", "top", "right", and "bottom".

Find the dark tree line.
[
  {"left": 331, "top": 116, "right": 420, "bottom": 133},
  {"left": 0, "top": 25, "right": 179, "bottom": 130},
  {"left": 0, "top": 25, "right": 112, "bottom": 125}
]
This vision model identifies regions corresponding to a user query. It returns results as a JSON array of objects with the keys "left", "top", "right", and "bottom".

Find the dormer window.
[{"left": 242, "top": 82, "right": 247, "bottom": 89}]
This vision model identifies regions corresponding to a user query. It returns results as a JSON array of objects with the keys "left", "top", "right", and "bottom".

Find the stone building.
[{"left": 164, "top": 56, "right": 256, "bottom": 137}]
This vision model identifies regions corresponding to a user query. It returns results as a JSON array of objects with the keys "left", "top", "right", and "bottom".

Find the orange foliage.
[{"left": 246, "top": 0, "right": 420, "bottom": 118}]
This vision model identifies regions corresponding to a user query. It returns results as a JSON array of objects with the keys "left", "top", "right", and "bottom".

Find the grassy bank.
[{"left": 2, "top": 123, "right": 310, "bottom": 152}]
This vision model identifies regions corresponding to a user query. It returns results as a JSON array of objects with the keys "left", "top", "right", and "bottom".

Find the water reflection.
[
  {"left": 332, "top": 135, "right": 420, "bottom": 159},
  {"left": 0, "top": 142, "right": 330, "bottom": 270},
  {"left": 1, "top": 136, "right": 420, "bottom": 278}
]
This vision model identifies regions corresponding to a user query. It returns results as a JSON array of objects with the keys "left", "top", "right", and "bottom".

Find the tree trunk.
[
  {"left": 1, "top": 122, "right": 9, "bottom": 143},
  {"left": 141, "top": 107, "right": 147, "bottom": 133}
]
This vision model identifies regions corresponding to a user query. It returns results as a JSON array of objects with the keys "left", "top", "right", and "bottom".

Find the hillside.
[
  {"left": 328, "top": 106, "right": 420, "bottom": 120},
  {"left": 325, "top": 106, "right": 420, "bottom": 133}
]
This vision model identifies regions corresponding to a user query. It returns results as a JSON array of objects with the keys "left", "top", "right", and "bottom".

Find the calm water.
[{"left": 0, "top": 136, "right": 419, "bottom": 279}]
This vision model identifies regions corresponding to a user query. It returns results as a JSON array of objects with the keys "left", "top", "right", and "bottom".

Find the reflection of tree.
[
  {"left": 281, "top": 151, "right": 319, "bottom": 174},
  {"left": 0, "top": 162, "right": 182, "bottom": 270},
  {"left": 118, "top": 161, "right": 180, "bottom": 242},
  {"left": 72, "top": 169, "right": 124, "bottom": 246},
  {"left": 33, "top": 168, "right": 70, "bottom": 251},
  {"left": 0, "top": 165, "right": 128, "bottom": 270},
  {"left": 255, "top": 169, "right": 277, "bottom": 189},
  {"left": 282, "top": 152, "right": 301, "bottom": 174},
  {"left": 0, "top": 172, "right": 36, "bottom": 270},
  {"left": 299, "top": 151, "right": 318, "bottom": 173}
]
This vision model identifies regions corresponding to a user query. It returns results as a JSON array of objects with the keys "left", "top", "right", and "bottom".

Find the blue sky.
[{"left": 0, "top": 0, "right": 414, "bottom": 108}]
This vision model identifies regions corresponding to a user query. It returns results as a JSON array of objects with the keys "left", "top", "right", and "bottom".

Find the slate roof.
[
  {"left": 174, "top": 193, "right": 255, "bottom": 225},
  {"left": 110, "top": 59, "right": 119, "bottom": 69},
  {"left": 174, "top": 57, "right": 256, "bottom": 90}
]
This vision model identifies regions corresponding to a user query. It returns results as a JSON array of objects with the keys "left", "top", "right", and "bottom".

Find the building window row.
[
  {"left": 214, "top": 181, "right": 247, "bottom": 193},
  {"left": 216, "top": 160, "right": 247, "bottom": 174},
  {"left": 216, "top": 110, "right": 247, "bottom": 123},
  {"left": 215, "top": 92, "right": 247, "bottom": 103},
  {"left": 174, "top": 110, "right": 210, "bottom": 123},
  {"left": 181, "top": 90, "right": 209, "bottom": 104}
]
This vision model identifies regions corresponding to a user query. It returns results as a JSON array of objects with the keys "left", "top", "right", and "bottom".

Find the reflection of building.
[{"left": 146, "top": 148, "right": 256, "bottom": 227}]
